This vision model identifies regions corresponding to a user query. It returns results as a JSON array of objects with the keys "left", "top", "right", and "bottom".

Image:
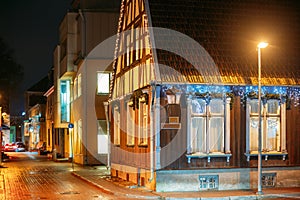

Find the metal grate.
[
  {"left": 262, "top": 173, "right": 276, "bottom": 187},
  {"left": 198, "top": 175, "right": 219, "bottom": 190}
]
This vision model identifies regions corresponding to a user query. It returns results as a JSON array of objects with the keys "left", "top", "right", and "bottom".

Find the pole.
[
  {"left": 257, "top": 47, "right": 263, "bottom": 195},
  {"left": 103, "top": 102, "right": 110, "bottom": 169},
  {"left": 0, "top": 107, "right": 2, "bottom": 166},
  {"left": 71, "top": 128, "right": 74, "bottom": 171}
]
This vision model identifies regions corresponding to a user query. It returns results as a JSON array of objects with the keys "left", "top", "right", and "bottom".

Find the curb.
[
  {"left": 71, "top": 171, "right": 300, "bottom": 200},
  {"left": 71, "top": 172, "right": 161, "bottom": 199},
  {"left": 71, "top": 172, "right": 114, "bottom": 195}
]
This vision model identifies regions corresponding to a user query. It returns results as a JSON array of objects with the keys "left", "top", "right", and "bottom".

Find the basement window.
[
  {"left": 198, "top": 175, "right": 219, "bottom": 190},
  {"left": 262, "top": 173, "right": 276, "bottom": 187}
]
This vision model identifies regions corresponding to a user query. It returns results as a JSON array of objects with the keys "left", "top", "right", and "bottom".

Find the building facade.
[
  {"left": 24, "top": 76, "right": 49, "bottom": 151},
  {"left": 52, "top": 0, "right": 120, "bottom": 164},
  {"left": 109, "top": 0, "right": 300, "bottom": 191}
]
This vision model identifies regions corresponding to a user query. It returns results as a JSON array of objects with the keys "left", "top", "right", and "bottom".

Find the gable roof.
[
  {"left": 147, "top": 0, "right": 300, "bottom": 85},
  {"left": 27, "top": 75, "right": 52, "bottom": 92}
]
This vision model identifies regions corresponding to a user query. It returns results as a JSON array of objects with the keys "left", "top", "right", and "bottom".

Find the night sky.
[{"left": 0, "top": 0, "right": 72, "bottom": 114}]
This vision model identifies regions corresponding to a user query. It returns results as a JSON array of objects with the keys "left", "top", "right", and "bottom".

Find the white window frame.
[
  {"left": 138, "top": 99, "right": 148, "bottom": 146},
  {"left": 97, "top": 72, "right": 111, "bottom": 95},
  {"left": 78, "top": 73, "right": 82, "bottom": 97},
  {"left": 74, "top": 77, "right": 77, "bottom": 100},
  {"left": 113, "top": 106, "right": 121, "bottom": 145},
  {"left": 245, "top": 98, "right": 287, "bottom": 161},
  {"left": 186, "top": 96, "right": 231, "bottom": 163},
  {"left": 126, "top": 102, "right": 135, "bottom": 146},
  {"left": 77, "top": 119, "right": 82, "bottom": 154},
  {"left": 60, "top": 79, "right": 71, "bottom": 123}
]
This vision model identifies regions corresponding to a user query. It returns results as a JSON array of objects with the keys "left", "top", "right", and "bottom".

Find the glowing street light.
[
  {"left": 258, "top": 42, "right": 268, "bottom": 49},
  {"left": 257, "top": 41, "right": 268, "bottom": 195}
]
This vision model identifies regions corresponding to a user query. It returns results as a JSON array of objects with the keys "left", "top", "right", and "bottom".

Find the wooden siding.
[
  {"left": 286, "top": 99, "right": 300, "bottom": 165},
  {"left": 95, "top": 95, "right": 109, "bottom": 120},
  {"left": 110, "top": 88, "right": 152, "bottom": 169},
  {"left": 159, "top": 94, "right": 300, "bottom": 170}
]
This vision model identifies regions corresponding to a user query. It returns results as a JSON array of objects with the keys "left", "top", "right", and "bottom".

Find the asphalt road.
[{"left": 0, "top": 152, "right": 114, "bottom": 200}]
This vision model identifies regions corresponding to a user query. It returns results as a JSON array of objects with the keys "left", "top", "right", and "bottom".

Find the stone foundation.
[
  {"left": 156, "top": 167, "right": 300, "bottom": 192},
  {"left": 111, "top": 163, "right": 156, "bottom": 190}
]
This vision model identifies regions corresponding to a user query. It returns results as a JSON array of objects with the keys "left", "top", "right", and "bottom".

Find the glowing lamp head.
[{"left": 257, "top": 42, "right": 268, "bottom": 49}]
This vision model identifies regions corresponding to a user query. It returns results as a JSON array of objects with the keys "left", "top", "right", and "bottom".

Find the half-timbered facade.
[{"left": 109, "top": 0, "right": 300, "bottom": 191}]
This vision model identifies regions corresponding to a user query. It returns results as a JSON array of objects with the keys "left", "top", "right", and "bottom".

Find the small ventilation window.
[
  {"left": 198, "top": 175, "right": 219, "bottom": 190},
  {"left": 262, "top": 173, "right": 276, "bottom": 187}
]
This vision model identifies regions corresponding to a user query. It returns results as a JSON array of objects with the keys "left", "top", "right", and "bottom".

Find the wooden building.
[{"left": 109, "top": 0, "right": 300, "bottom": 191}]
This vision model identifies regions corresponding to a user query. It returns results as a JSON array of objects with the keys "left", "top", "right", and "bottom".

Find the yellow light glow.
[{"left": 257, "top": 42, "right": 268, "bottom": 48}]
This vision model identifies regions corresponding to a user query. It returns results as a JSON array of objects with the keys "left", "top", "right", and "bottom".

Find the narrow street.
[{"left": 0, "top": 152, "right": 115, "bottom": 200}]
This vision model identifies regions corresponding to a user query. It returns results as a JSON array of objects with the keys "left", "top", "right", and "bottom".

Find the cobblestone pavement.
[
  {"left": 2, "top": 152, "right": 300, "bottom": 200},
  {"left": 0, "top": 152, "right": 115, "bottom": 200}
]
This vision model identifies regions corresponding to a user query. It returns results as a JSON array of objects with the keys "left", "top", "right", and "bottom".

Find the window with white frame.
[
  {"left": 97, "top": 72, "right": 111, "bottom": 94},
  {"left": 188, "top": 97, "right": 231, "bottom": 155},
  {"left": 60, "top": 79, "right": 71, "bottom": 123},
  {"left": 138, "top": 99, "right": 148, "bottom": 145},
  {"left": 113, "top": 106, "right": 120, "bottom": 145},
  {"left": 246, "top": 98, "right": 286, "bottom": 154},
  {"left": 74, "top": 77, "right": 78, "bottom": 99},
  {"left": 97, "top": 120, "right": 108, "bottom": 154},
  {"left": 75, "top": 119, "right": 82, "bottom": 154},
  {"left": 127, "top": 102, "right": 135, "bottom": 145},
  {"left": 78, "top": 73, "right": 82, "bottom": 97}
]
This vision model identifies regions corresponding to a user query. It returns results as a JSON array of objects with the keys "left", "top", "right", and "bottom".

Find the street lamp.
[
  {"left": 257, "top": 41, "right": 268, "bottom": 195},
  {"left": 0, "top": 106, "right": 2, "bottom": 166}
]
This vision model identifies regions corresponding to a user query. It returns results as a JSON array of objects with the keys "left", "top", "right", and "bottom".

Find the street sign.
[{"left": 68, "top": 123, "right": 74, "bottom": 128}]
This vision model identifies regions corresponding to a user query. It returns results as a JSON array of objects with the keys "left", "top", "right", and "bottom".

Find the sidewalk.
[{"left": 71, "top": 165, "right": 300, "bottom": 200}]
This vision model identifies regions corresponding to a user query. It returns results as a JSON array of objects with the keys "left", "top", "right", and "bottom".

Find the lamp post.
[
  {"left": 257, "top": 41, "right": 268, "bottom": 195},
  {"left": 0, "top": 106, "right": 2, "bottom": 166},
  {"left": 68, "top": 123, "right": 74, "bottom": 171}
]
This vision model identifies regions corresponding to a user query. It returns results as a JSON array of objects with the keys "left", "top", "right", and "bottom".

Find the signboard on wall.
[
  {"left": 10, "top": 126, "right": 16, "bottom": 143},
  {"left": 24, "top": 123, "right": 30, "bottom": 136}
]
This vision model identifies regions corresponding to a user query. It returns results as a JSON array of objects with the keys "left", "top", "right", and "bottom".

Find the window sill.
[
  {"left": 138, "top": 144, "right": 148, "bottom": 148},
  {"left": 244, "top": 151, "right": 288, "bottom": 161},
  {"left": 161, "top": 123, "right": 181, "bottom": 129},
  {"left": 126, "top": 144, "right": 135, "bottom": 147},
  {"left": 186, "top": 152, "right": 232, "bottom": 163}
]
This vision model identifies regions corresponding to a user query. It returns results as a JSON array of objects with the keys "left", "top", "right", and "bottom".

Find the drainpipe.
[
  {"left": 0, "top": 107, "right": 2, "bottom": 166},
  {"left": 149, "top": 83, "right": 155, "bottom": 182},
  {"left": 78, "top": 9, "right": 86, "bottom": 57},
  {"left": 79, "top": 9, "right": 88, "bottom": 164},
  {"left": 155, "top": 86, "right": 161, "bottom": 170},
  {"left": 103, "top": 102, "right": 110, "bottom": 169}
]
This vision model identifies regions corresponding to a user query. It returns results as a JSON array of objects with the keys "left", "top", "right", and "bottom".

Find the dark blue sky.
[{"left": 0, "top": 0, "right": 72, "bottom": 114}]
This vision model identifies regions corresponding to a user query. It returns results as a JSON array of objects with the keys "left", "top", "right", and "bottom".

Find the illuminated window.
[
  {"left": 74, "top": 120, "right": 78, "bottom": 153},
  {"left": 77, "top": 119, "right": 82, "bottom": 154},
  {"left": 247, "top": 98, "right": 286, "bottom": 153},
  {"left": 188, "top": 96, "right": 231, "bottom": 156},
  {"left": 127, "top": 102, "right": 135, "bottom": 146},
  {"left": 60, "top": 80, "right": 70, "bottom": 123},
  {"left": 97, "top": 72, "right": 111, "bottom": 94},
  {"left": 138, "top": 99, "right": 148, "bottom": 145},
  {"left": 97, "top": 120, "right": 108, "bottom": 154},
  {"left": 74, "top": 77, "right": 77, "bottom": 99},
  {"left": 190, "top": 98, "right": 225, "bottom": 153},
  {"left": 113, "top": 106, "right": 120, "bottom": 145},
  {"left": 78, "top": 74, "right": 82, "bottom": 97}
]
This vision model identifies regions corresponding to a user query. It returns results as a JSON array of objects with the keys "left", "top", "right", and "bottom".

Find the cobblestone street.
[
  {"left": 1, "top": 152, "right": 300, "bottom": 200},
  {"left": 0, "top": 152, "right": 114, "bottom": 200}
]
